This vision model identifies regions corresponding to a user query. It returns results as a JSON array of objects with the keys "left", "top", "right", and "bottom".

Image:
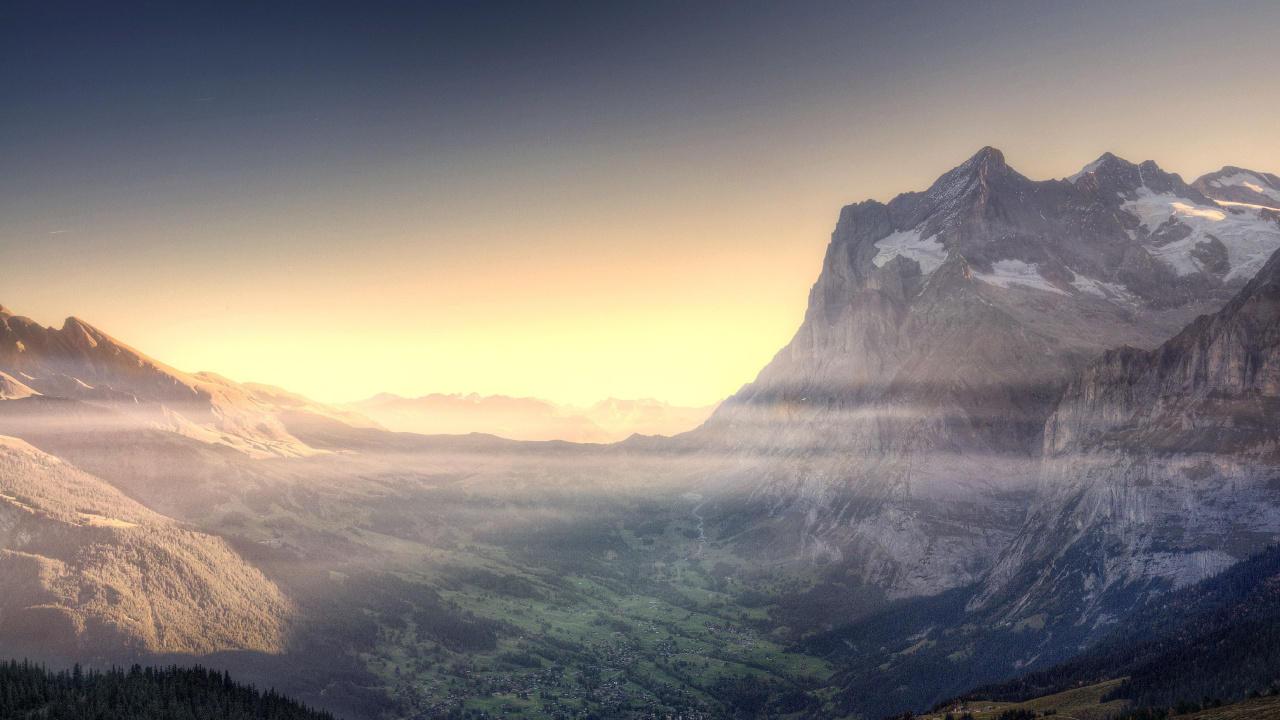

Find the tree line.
[{"left": 0, "top": 659, "right": 333, "bottom": 720}]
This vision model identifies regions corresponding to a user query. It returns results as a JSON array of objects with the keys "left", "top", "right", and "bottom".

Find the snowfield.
[
  {"left": 872, "top": 228, "right": 947, "bottom": 275},
  {"left": 1122, "top": 187, "right": 1280, "bottom": 281}
]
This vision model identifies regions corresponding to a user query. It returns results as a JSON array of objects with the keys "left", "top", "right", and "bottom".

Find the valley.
[
  {"left": 2, "top": 149, "right": 1280, "bottom": 720},
  {"left": 9, "top": 4, "right": 1280, "bottom": 719}
]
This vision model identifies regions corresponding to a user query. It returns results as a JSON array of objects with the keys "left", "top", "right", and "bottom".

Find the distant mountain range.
[
  {"left": 345, "top": 393, "right": 718, "bottom": 443},
  {"left": 0, "top": 306, "right": 377, "bottom": 459}
]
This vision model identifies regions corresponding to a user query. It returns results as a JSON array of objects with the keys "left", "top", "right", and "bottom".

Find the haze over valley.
[
  {"left": 4, "top": 3, "right": 1280, "bottom": 720},
  {"left": 344, "top": 393, "right": 720, "bottom": 444}
]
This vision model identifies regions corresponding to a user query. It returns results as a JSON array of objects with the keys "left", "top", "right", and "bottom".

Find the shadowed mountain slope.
[
  {"left": 1047, "top": 246, "right": 1280, "bottom": 455},
  {"left": 968, "top": 246, "right": 1280, "bottom": 651},
  {"left": 965, "top": 543, "right": 1280, "bottom": 710}
]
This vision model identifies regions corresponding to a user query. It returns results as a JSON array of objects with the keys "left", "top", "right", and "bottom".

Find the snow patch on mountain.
[
  {"left": 872, "top": 229, "right": 947, "bottom": 274},
  {"left": 1122, "top": 187, "right": 1280, "bottom": 280},
  {"left": 1066, "top": 158, "right": 1105, "bottom": 183},
  {"left": 1208, "top": 172, "right": 1280, "bottom": 203},
  {"left": 1070, "top": 275, "right": 1137, "bottom": 305},
  {"left": 974, "top": 260, "right": 1067, "bottom": 294}
]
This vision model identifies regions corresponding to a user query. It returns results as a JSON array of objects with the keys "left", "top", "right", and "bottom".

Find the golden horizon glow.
[
  {"left": 4, "top": 3, "right": 1279, "bottom": 407},
  {"left": 9, "top": 143, "right": 1280, "bottom": 407}
]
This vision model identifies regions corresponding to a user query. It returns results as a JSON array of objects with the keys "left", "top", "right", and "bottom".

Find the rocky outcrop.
[{"left": 968, "top": 248, "right": 1280, "bottom": 646}]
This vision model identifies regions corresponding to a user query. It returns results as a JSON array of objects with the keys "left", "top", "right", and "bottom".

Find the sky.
[{"left": 3, "top": 0, "right": 1280, "bottom": 406}]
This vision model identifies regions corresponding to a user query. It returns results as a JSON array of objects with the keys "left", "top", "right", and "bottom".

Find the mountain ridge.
[
  {"left": 692, "top": 146, "right": 1280, "bottom": 604},
  {"left": 0, "top": 308, "right": 375, "bottom": 459}
]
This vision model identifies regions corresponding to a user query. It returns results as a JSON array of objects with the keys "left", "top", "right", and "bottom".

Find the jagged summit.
[
  {"left": 710, "top": 148, "right": 1280, "bottom": 432},
  {"left": 693, "top": 148, "right": 1280, "bottom": 597},
  {"left": 1065, "top": 151, "right": 1124, "bottom": 182},
  {"left": 890, "top": 146, "right": 1030, "bottom": 230},
  {"left": 960, "top": 145, "right": 1009, "bottom": 173}
]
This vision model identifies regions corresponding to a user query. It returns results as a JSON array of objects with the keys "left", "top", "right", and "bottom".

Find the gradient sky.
[{"left": 3, "top": 1, "right": 1280, "bottom": 406}]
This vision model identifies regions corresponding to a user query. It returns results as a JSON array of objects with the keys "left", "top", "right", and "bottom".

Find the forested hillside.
[
  {"left": 961, "top": 544, "right": 1280, "bottom": 709},
  {"left": 0, "top": 660, "right": 331, "bottom": 720}
]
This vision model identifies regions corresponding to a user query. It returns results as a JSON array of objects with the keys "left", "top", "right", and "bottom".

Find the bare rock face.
[
  {"left": 1047, "top": 247, "right": 1280, "bottom": 456},
  {"left": 970, "top": 249, "right": 1280, "bottom": 636},
  {"left": 968, "top": 450, "right": 1278, "bottom": 655},
  {"left": 936, "top": 249, "right": 1280, "bottom": 666},
  {"left": 694, "top": 148, "right": 1280, "bottom": 599}
]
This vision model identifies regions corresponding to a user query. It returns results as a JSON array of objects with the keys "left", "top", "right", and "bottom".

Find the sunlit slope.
[
  {"left": 0, "top": 435, "right": 292, "bottom": 656},
  {"left": 943, "top": 680, "right": 1280, "bottom": 720},
  {"left": 0, "top": 306, "right": 374, "bottom": 458}
]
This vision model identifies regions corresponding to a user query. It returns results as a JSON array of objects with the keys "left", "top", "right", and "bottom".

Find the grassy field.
[
  {"left": 356, "top": 516, "right": 839, "bottom": 718},
  {"left": 1176, "top": 696, "right": 1280, "bottom": 720},
  {"left": 933, "top": 682, "right": 1280, "bottom": 720},
  {"left": 930, "top": 680, "right": 1130, "bottom": 720}
]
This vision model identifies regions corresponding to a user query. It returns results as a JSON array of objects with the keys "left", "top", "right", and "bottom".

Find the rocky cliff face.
[
  {"left": 1047, "top": 247, "right": 1280, "bottom": 456},
  {"left": 695, "top": 148, "right": 1280, "bottom": 599},
  {"left": 969, "top": 248, "right": 1280, "bottom": 641}
]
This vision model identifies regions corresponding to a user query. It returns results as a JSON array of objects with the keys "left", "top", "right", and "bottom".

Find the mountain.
[
  {"left": 692, "top": 151, "right": 1280, "bottom": 718},
  {"left": 1193, "top": 167, "right": 1280, "bottom": 210},
  {"left": 693, "top": 147, "right": 1280, "bottom": 600},
  {"left": 347, "top": 392, "right": 612, "bottom": 442},
  {"left": 3, "top": 149, "right": 1279, "bottom": 720},
  {"left": 583, "top": 397, "right": 719, "bottom": 440},
  {"left": 0, "top": 306, "right": 375, "bottom": 459},
  {"left": 0, "top": 371, "right": 37, "bottom": 400},
  {"left": 347, "top": 392, "right": 717, "bottom": 443},
  {"left": 1046, "top": 243, "right": 1280, "bottom": 455},
  {"left": 0, "top": 435, "right": 291, "bottom": 658}
]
